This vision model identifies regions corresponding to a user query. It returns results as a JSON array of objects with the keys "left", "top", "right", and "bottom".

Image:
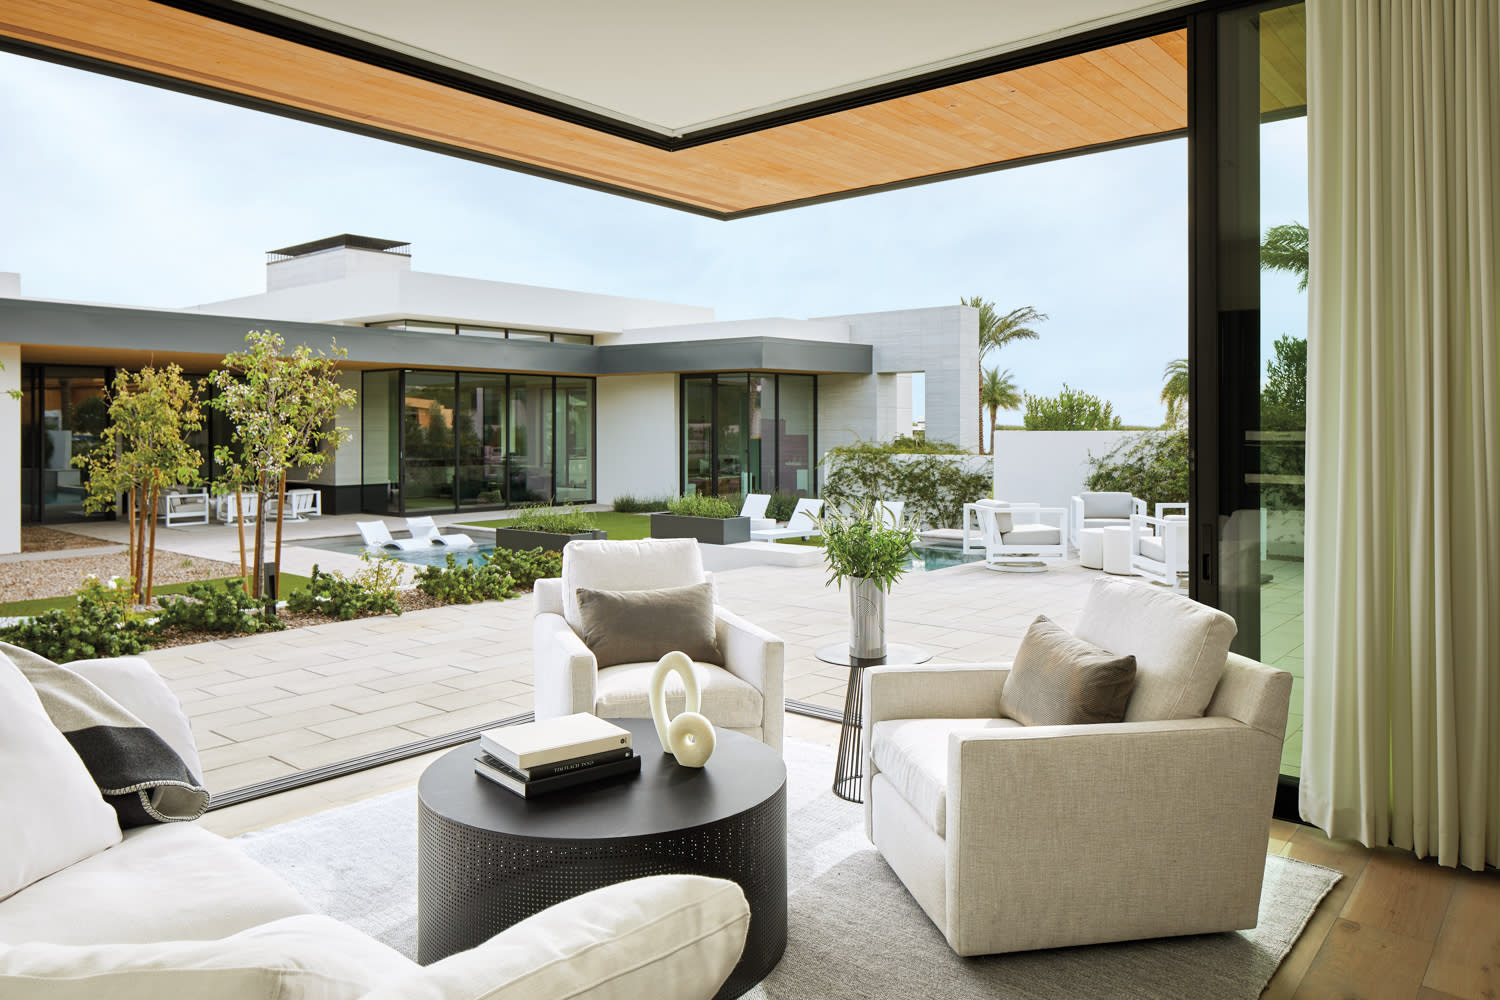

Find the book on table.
[
  {"left": 473, "top": 749, "right": 641, "bottom": 798},
  {"left": 478, "top": 712, "right": 632, "bottom": 771}
]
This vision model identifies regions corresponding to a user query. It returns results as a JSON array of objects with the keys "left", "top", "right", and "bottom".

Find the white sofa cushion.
[
  {"left": 561, "top": 539, "right": 706, "bottom": 632},
  {"left": 361, "top": 875, "right": 749, "bottom": 1000},
  {"left": 1074, "top": 577, "right": 1237, "bottom": 722},
  {"left": 1081, "top": 515, "right": 1130, "bottom": 529},
  {"left": 1082, "top": 492, "right": 1135, "bottom": 518},
  {"left": 594, "top": 661, "right": 764, "bottom": 729},
  {"left": 0, "top": 914, "right": 411, "bottom": 1000},
  {"left": 1138, "top": 533, "right": 1166, "bottom": 563},
  {"left": 62, "top": 656, "right": 202, "bottom": 779},
  {"left": 870, "top": 717, "right": 1020, "bottom": 836},
  {"left": 0, "top": 650, "right": 121, "bottom": 903},
  {"left": 1002, "top": 523, "right": 1061, "bottom": 546},
  {"left": 0, "top": 823, "right": 312, "bottom": 946}
]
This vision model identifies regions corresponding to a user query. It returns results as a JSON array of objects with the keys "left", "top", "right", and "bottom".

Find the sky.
[{"left": 0, "top": 52, "right": 1308, "bottom": 430}]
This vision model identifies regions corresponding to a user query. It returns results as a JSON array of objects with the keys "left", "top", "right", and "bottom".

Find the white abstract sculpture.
[{"left": 649, "top": 651, "right": 717, "bottom": 768}]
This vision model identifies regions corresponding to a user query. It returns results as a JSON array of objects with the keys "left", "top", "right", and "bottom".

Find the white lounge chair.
[
  {"left": 215, "top": 491, "right": 258, "bottom": 525},
  {"left": 405, "top": 516, "right": 477, "bottom": 548},
  {"left": 357, "top": 520, "right": 429, "bottom": 551},
  {"left": 739, "top": 493, "right": 776, "bottom": 532},
  {"left": 159, "top": 487, "right": 210, "bottom": 527},
  {"left": 976, "top": 501, "right": 1068, "bottom": 573},
  {"left": 750, "top": 498, "right": 825, "bottom": 541}
]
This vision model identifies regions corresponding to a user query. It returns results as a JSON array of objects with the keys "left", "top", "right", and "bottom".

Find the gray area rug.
[{"left": 239, "top": 739, "right": 1339, "bottom": 999}]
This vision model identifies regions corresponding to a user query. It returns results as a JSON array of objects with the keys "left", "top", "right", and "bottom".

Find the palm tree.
[
  {"left": 1260, "top": 221, "right": 1309, "bottom": 291},
  {"left": 980, "top": 367, "right": 1023, "bottom": 454},
  {"left": 961, "top": 297, "right": 1047, "bottom": 450},
  {"left": 1160, "top": 358, "right": 1189, "bottom": 427}
]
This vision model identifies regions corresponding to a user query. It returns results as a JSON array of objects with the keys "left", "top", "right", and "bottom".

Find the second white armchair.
[{"left": 533, "top": 538, "right": 785, "bottom": 752}]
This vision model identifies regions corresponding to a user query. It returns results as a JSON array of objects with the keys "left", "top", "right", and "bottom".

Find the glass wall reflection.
[
  {"left": 681, "top": 373, "right": 818, "bottom": 498},
  {"left": 508, "top": 375, "right": 554, "bottom": 503},
  {"left": 554, "top": 377, "right": 594, "bottom": 504},
  {"left": 458, "top": 374, "right": 507, "bottom": 508},
  {"left": 402, "top": 373, "right": 458, "bottom": 511}
]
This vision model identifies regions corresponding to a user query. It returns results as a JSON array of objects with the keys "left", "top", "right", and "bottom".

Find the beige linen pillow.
[
  {"left": 998, "top": 615, "right": 1137, "bottom": 726},
  {"left": 576, "top": 582, "right": 722, "bottom": 668}
]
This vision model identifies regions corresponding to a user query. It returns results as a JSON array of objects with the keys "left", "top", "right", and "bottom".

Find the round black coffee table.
[{"left": 417, "top": 718, "right": 787, "bottom": 1000}]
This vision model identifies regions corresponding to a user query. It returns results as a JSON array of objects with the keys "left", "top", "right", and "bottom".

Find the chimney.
[{"left": 265, "top": 235, "right": 411, "bottom": 291}]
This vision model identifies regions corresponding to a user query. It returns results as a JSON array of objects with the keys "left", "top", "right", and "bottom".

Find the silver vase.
[{"left": 849, "top": 577, "right": 887, "bottom": 660}]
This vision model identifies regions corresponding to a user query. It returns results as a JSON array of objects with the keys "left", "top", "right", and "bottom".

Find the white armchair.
[
  {"left": 1068, "top": 491, "right": 1147, "bottom": 554},
  {"left": 973, "top": 500, "right": 1067, "bottom": 572},
  {"left": 862, "top": 578, "right": 1290, "bottom": 956},
  {"left": 159, "top": 487, "right": 210, "bottom": 527},
  {"left": 1130, "top": 511, "right": 1189, "bottom": 590},
  {"left": 533, "top": 538, "right": 785, "bottom": 752}
]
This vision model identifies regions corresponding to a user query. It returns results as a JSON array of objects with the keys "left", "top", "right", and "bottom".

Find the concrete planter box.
[
  {"left": 492, "top": 527, "right": 606, "bottom": 552},
  {"left": 650, "top": 514, "right": 751, "bottom": 545}
]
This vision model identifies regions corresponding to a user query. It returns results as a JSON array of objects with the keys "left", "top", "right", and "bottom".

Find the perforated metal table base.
[{"left": 417, "top": 719, "right": 787, "bottom": 1000}]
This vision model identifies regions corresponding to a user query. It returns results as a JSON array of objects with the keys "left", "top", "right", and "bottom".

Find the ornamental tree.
[
  {"left": 75, "top": 364, "right": 204, "bottom": 603},
  {"left": 208, "top": 330, "right": 356, "bottom": 598}
]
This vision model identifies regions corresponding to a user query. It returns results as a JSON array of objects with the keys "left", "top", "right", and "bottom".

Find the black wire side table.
[
  {"left": 417, "top": 718, "right": 787, "bottom": 1000},
  {"left": 814, "top": 643, "right": 932, "bottom": 803}
]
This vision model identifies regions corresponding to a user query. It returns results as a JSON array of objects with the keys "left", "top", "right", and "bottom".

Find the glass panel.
[
  {"left": 749, "top": 375, "right": 775, "bottom": 496},
  {"left": 41, "top": 370, "right": 110, "bottom": 522},
  {"left": 457, "top": 325, "right": 507, "bottom": 339},
  {"left": 553, "top": 377, "right": 594, "bottom": 503},
  {"left": 508, "top": 375, "right": 554, "bottom": 503},
  {"left": 402, "top": 372, "right": 457, "bottom": 512},
  {"left": 458, "top": 373, "right": 507, "bottom": 508},
  {"left": 506, "top": 330, "right": 551, "bottom": 342},
  {"left": 20, "top": 370, "right": 38, "bottom": 522},
  {"left": 402, "top": 321, "right": 457, "bottom": 335},
  {"left": 362, "top": 371, "right": 401, "bottom": 512},
  {"left": 714, "top": 374, "right": 750, "bottom": 500},
  {"left": 552, "top": 333, "right": 593, "bottom": 345},
  {"left": 683, "top": 377, "right": 714, "bottom": 496},
  {"left": 777, "top": 375, "right": 816, "bottom": 495}
]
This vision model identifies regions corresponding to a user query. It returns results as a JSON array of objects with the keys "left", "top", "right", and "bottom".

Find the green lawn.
[
  {"left": 464, "top": 512, "right": 652, "bottom": 541},
  {"left": 0, "top": 573, "right": 313, "bottom": 618}
]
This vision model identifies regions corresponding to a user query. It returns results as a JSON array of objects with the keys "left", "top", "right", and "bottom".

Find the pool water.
[
  {"left": 298, "top": 535, "right": 497, "bottom": 569},
  {"left": 907, "top": 544, "right": 984, "bottom": 572}
]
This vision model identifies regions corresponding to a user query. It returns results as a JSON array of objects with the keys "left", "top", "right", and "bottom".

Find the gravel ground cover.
[
  {"left": 20, "top": 526, "right": 115, "bottom": 553},
  {"left": 0, "top": 551, "right": 246, "bottom": 603}
]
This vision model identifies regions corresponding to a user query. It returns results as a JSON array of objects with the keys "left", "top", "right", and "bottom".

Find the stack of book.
[{"left": 474, "top": 713, "right": 639, "bottom": 798}]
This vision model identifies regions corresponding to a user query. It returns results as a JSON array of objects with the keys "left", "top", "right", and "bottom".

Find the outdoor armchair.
[
  {"left": 1068, "top": 491, "right": 1147, "bottom": 554},
  {"left": 533, "top": 538, "right": 785, "bottom": 752},
  {"left": 862, "top": 577, "right": 1290, "bottom": 956},
  {"left": 974, "top": 500, "right": 1067, "bottom": 572},
  {"left": 1130, "top": 510, "right": 1189, "bottom": 590},
  {"left": 159, "top": 486, "right": 210, "bottom": 527}
]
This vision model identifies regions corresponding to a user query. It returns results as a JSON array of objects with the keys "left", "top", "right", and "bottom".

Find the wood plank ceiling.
[{"left": 0, "top": 0, "right": 1305, "bottom": 218}]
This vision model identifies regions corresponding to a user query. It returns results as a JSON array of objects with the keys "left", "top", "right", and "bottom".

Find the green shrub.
[
  {"left": 1085, "top": 430, "right": 1189, "bottom": 512},
  {"left": 766, "top": 490, "right": 800, "bottom": 522},
  {"left": 820, "top": 448, "right": 989, "bottom": 529},
  {"left": 501, "top": 504, "right": 597, "bottom": 534},
  {"left": 153, "top": 579, "right": 284, "bottom": 635},
  {"left": 1023, "top": 385, "right": 1124, "bottom": 430},
  {"left": 666, "top": 494, "right": 738, "bottom": 518},
  {"left": 612, "top": 494, "right": 672, "bottom": 513},
  {"left": 0, "top": 578, "right": 151, "bottom": 663},
  {"left": 415, "top": 552, "right": 515, "bottom": 604},
  {"left": 882, "top": 435, "right": 965, "bottom": 454},
  {"left": 286, "top": 561, "right": 402, "bottom": 620},
  {"left": 484, "top": 547, "right": 561, "bottom": 591}
]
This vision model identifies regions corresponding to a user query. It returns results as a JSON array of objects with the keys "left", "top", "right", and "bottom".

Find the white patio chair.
[
  {"left": 1068, "top": 492, "right": 1147, "bottom": 555},
  {"left": 749, "top": 498, "right": 825, "bottom": 542},
  {"left": 215, "top": 491, "right": 258, "bottom": 525},
  {"left": 290, "top": 489, "right": 322, "bottom": 518},
  {"left": 405, "top": 515, "right": 477, "bottom": 548},
  {"left": 975, "top": 501, "right": 1067, "bottom": 572},
  {"left": 1130, "top": 511, "right": 1189, "bottom": 590},
  {"left": 1155, "top": 502, "right": 1189, "bottom": 520},
  {"left": 357, "top": 520, "right": 429, "bottom": 551},
  {"left": 739, "top": 493, "right": 776, "bottom": 532},
  {"left": 159, "top": 487, "right": 210, "bottom": 527}
]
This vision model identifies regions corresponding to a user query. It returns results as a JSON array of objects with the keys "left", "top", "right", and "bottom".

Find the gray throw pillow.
[
  {"left": 998, "top": 615, "right": 1137, "bottom": 726},
  {"left": 575, "top": 582, "right": 723, "bottom": 668}
]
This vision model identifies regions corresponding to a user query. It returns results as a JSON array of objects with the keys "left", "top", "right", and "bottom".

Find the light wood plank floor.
[{"left": 204, "top": 713, "right": 1500, "bottom": 1000}]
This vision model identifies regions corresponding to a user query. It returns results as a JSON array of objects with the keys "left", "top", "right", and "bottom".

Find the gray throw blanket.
[{"left": 2, "top": 642, "right": 209, "bottom": 827}]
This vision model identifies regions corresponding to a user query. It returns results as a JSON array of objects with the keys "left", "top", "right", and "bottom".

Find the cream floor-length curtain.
[{"left": 1301, "top": 0, "right": 1499, "bottom": 870}]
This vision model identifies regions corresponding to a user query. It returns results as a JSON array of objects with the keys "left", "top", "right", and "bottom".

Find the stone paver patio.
[{"left": 11, "top": 512, "right": 1302, "bottom": 794}]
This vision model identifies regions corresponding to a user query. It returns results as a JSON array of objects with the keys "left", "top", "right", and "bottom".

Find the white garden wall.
[{"left": 991, "top": 430, "right": 1148, "bottom": 512}]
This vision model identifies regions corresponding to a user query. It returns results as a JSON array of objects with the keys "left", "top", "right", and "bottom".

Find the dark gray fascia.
[{"left": 0, "top": 298, "right": 872, "bottom": 376}]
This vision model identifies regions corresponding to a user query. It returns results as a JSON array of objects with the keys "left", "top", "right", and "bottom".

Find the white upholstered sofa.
[
  {"left": 533, "top": 538, "right": 785, "bottom": 752},
  {"left": 862, "top": 577, "right": 1291, "bottom": 956},
  {"left": 0, "top": 650, "right": 750, "bottom": 1000}
]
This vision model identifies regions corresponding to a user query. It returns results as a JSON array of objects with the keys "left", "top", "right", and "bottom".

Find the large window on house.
[{"left": 681, "top": 374, "right": 818, "bottom": 498}]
